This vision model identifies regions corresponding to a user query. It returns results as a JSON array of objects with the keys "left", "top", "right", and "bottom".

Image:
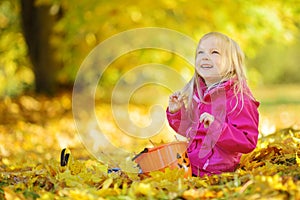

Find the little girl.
[{"left": 167, "top": 32, "right": 259, "bottom": 177}]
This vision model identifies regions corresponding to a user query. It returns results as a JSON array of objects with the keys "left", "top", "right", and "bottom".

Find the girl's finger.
[
  {"left": 178, "top": 94, "right": 184, "bottom": 102},
  {"left": 204, "top": 119, "right": 210, "bottom": 128},
  {"left": 200, "top": 113, "right": 214, "bottom": 127},
  {"left": 170, "top": 92, "right": 179, "bottom": 99},
  {"left": 199, "top": 112, "right": 207, "bottom": 123}
]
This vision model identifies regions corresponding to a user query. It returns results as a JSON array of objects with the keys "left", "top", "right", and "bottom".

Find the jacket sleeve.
[
  {"left": 215, "top": 98, "right": 260, "bottom": 154},
  {"left": 166, "top": 106, "right": 191, "bottom": 137}
]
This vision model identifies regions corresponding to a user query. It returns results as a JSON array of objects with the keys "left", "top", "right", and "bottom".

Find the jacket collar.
[
  {"left": 205, "top": 77, "right": 237, "bottom": 93},
  {"left": 194, "top": 76, "right": 238, "bottom": 101}
]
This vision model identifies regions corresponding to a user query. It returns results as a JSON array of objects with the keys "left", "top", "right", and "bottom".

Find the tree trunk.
[{"left": 20, "top": 0, "right": 62, "bottom": 94}]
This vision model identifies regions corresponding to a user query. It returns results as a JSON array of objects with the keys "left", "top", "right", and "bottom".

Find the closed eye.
[
  {"left": 197, "top": 50, "right": 204, "bottom": 54},
  {"left": 212, "top": 50, "right": 220, "bottom": 54}
]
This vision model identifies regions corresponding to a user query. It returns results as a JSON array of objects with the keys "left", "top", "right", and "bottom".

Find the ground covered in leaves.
[{"left": 1, "top": 92, "right": 300, "bottom": 200}]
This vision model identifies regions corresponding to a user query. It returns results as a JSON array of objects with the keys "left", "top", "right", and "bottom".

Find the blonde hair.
[{"left": 181, "top": 32, "right": 248, "bottom": 113}]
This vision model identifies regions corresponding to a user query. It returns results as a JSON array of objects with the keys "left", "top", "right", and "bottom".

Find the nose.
[
  {"left": 202, "top": 55, "right": 209, "bottom": 60},
  {"left": 201, "top": 52, "right": 209, "bottom": 60}
]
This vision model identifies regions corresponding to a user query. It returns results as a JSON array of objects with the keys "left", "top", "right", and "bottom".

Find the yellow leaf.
[
  {"left": 69, "top": 160, "right": 84, "bottom": 175},
  {"left": 296, "top": 152, "right": 300, "bottom": 167},
  {"left": 136, "top": 183, "right": 155, "bottom": 196},
  {"left": 182, "top": 189, "right": 202, "bottom": 200},
  {"left": 102, "top": 177, "right": 113, "bottom": 189},
  {"left": 4, "top": 187, "right": 26, "bottom": 200}
]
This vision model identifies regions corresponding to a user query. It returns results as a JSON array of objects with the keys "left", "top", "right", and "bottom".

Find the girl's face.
[{"left": 195, "top": 36, "right": 227, "bottom": 86}]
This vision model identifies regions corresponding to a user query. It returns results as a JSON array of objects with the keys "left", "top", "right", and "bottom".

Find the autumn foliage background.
[{"left": 1, "top": 0, "right": 300, "bottom": 199}]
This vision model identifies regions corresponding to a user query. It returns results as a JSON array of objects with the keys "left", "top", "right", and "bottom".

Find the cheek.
[
  {"left": 194, "top": 58, "right": 201, "bottom": 72},
  {"left": 211, "top": 55, "right": 221, "bottom": 64},
  {"left": 217, "top": 63, "right": 227, "bottom": 73},
  {"left": 195, "top": 56, "right": 201, "bottom": 65},
  {"left": 195, "top": 66, "right": 201, "bottom": 76},
  {"left": 212, "top": 58, "right": 224, "bottom": 71}
]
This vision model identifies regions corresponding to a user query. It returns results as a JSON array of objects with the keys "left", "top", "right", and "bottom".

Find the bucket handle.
[{"left": 132, "top": 148, "right": 149, "bottom": 161}]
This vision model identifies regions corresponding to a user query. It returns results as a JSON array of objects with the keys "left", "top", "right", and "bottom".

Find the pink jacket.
[{"left": 166, "top": 78, "right": 259, "bottom": 176}]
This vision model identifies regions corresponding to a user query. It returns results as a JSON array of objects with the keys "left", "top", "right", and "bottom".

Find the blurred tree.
[
  {"left": 0, "top": 0, "right": 299, "bottom": 96},
  {"left": 0, "top": 0, "right": 33, "bottom": 96},
  {"left": 56, "top": 0, "right": 300, "bottom": 90},
  {"left": 20, "top": 0, "right": 63, "bottom": 94}
]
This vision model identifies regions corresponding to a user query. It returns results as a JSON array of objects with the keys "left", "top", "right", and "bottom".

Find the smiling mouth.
[{"left": 200, "top": 65, "right": 213, "bottom": 69}]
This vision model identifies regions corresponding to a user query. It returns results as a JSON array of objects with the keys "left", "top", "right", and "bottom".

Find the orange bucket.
[{"left": 133, "top": 141, "right": 192, "bottom": 177}]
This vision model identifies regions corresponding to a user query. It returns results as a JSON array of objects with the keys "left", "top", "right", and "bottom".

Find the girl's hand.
[
  {"left": 168, "top": 91, "right": 184, "bottom": 113},
  {"left": 200, "top": 112, "right": 215, "bottom": 128}
]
